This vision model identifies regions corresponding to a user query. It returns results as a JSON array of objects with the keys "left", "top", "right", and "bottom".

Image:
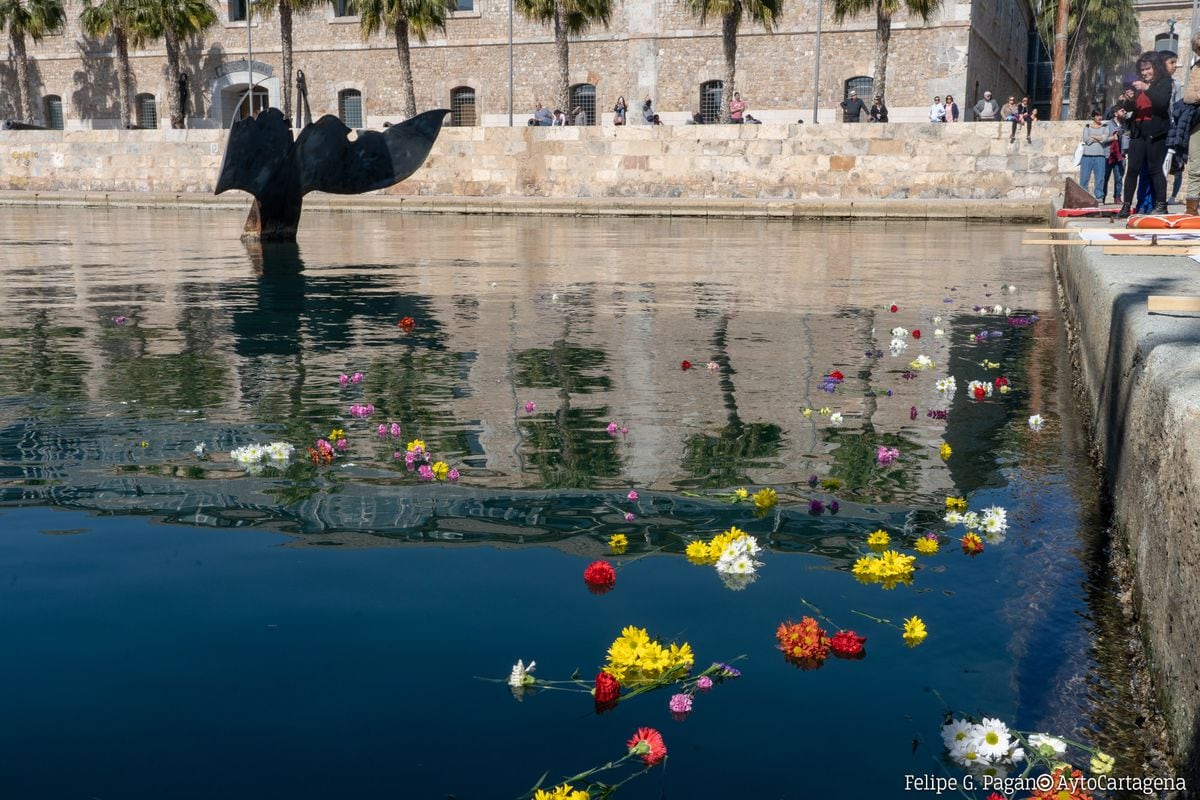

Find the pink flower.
[
  {"left": 706, "top": 361, "right": 719, "bottom": 372},
  {"left": 335, "top": 438, "right": 348, "bottom": 451},
  {"left": 627, "top": 490, "right": 639, "bottom": 502},
  {"left": 607, "top": 422, "right": 619, "bottom": 436},
  {"left": 624, "top": 512, "right": 634, "bottom": 521},
  {"left": 621, "top": 426, "right": 629, "bottom": 437},
  {"left": 377, "top": 424, "right": 387, "bottom": 437},
  {"left": 112, "top": 315, "right": 128, "bottom": 326},
  {"left": 876, "top": 446, "right": 900, "bottom": 465},
  {"left": 448, "top": 468, "right": 460, "bottom": 482},
  {"left": 389, "top": 422, "right": 401, "bottom": 438},
  {"left": 524, "top": 401, "right": 536, "bottom": 414},
  {"left": 339, "top": 374, "right": 350, "bottom": 386},
  {"left": 350, "top": 372, "right": 364, "bottom": 384},
  {"left": 696, "top": 676, "right": 714, "bottom": 691},
  {"left": 349, "top": 404, "right": 374, "bottom": 418},
  {"left": 417, "top": 464, "right": 434, "bottom": 481},
  {"left": 668, "top": 693, "right": 692, "bottom": 713}
]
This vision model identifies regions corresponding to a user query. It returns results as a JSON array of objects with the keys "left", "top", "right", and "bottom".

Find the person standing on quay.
[
  {"left": 840, "top": 89, "right": 867, "bottom": 122},
  {"left": 1183, "top": 33, "right": 1200, "bottom": 214},
  {"left": 1119, "top": 52, "right": 1173, "bottom": 217},
  {"left": 1079, "top": 108, "right": 1113, "bottom": 201},
  {"left": 869, "top": 95, "right": 888, "bottom": 122},
  {"left": 973, "top": 90, "right": 999, "bottom": 122},
  {"left": 928, "top": 96, "right": 945, "bottom": 123},
  {"left": 729, "top": 91, "right": 746, "bottom": 123},
  {"left": 944, "top": 94, "right": 960, "bottom": 122}
]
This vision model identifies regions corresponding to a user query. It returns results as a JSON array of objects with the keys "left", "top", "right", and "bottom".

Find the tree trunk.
[
  {"left": 874, "top": 2, "right": 891, "bottom": 102},
  {"left": 279, "top": 0, "right": 293, "bottom": 124},
  {"left": 164, "top": 25, "right": 184, "bottom": 128},
  {"left": 1069, "top": 52, "right": 1088, "bottom": 120},
  {"left": 11, "top": 30, "right": 33, "bottom": 123},
  {"left": 554, "top": 2, "right": 569, "bottom": 115},
  {"left": 722, "top": 7, "right": 738, "bottom": 121},
  {"left": 394, "top": 17, "right": 416, "bottom": 119},
  {"left": 114, "top": 22, "right": 134, "bottom": 128}
]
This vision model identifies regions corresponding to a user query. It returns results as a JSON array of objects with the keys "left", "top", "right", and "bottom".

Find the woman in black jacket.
[{"left": 1120, "top": 51, "right": 1174, "bottom": 216}]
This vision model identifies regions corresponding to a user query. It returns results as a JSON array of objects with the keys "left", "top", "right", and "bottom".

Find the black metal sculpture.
[{"left": 214, "top": 106, "right": 449, "bottom": 241}]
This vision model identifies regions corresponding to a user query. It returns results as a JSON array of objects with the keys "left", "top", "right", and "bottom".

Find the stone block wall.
[{"left": 0, "top": 120, "right": 1080, "bottom": 200}]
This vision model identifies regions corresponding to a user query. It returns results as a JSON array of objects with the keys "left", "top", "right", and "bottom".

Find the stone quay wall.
[
  {"left": 0, "top": 120, "right": 1079, "bottom": 202},
  {"left": 1053, "top": 221, "right": 1200, "bottom": 784}
]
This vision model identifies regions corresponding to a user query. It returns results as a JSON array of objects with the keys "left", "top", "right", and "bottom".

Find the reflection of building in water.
[{"left": 0, "top": 209, "right": 1054, "bottom": 504}]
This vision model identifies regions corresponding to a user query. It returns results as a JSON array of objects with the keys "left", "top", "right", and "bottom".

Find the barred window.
[
  {"left": 844, "top": 76, "right": 873, "bottom": 101},
  {"left": 700, "top": 80, "right": 723, "bottom": 124},
  {"left": 43, "top": 95, "right": 63, "bottom": 130},
  {"left": 449, "top": 86, "right": 476, "bottom": 127},
  {"left": 136, "top": 93, "right": 158, "bottom": 129},
  {"left": 229, "top": 0, "right": 246, "bottom": 22},
  {"left": 338, "top": 89, "right": 363, "bottom": 128},
  {"left": 569, "top": 83, "right": 595, "bottom": 125}
]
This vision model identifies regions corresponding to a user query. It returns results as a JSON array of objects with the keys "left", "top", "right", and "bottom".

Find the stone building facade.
[{"left": 2, "top": 0, "right": 1035, "bottom": 130}]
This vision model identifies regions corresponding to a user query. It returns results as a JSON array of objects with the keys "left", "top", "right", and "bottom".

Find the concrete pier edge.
[{"left": 1052, "top": 208, "right": 1200, "bottom": 787}]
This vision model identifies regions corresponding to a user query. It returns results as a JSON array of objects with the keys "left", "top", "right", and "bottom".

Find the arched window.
[
  {"left": 844, "top": 76, "right": 874, "bottom": 101},
  {"left": 338, "top": 88, "right": 363, "bottom": 128},
  {"left": 569, "top": 83, "right": 595, "bottom": 125},
  {"left": 135, "top": 93, "right": 158, "bottom": 129},
  {"left": 449, "top": 86, "right": 476, "bottom": 126},
  {"left": 700, "top": 80, "right": 724, "bottom": 124},
  {"left": 43, "top": 95, "right": 63, "bottom": 130}
]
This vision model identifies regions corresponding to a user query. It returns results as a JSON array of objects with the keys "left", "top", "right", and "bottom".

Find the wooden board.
[
  {"left": 1024, "top": 227, "right": 1114, "bottom": 233},
  {"left": 1148, "top": 296, "right": 1200, "bottom": 313},
  {"left": 1023, "top": 239, "right": 1200, "bottom": 246},
  {"left": 1101, "top": 246, "right": 1200, "bottom": 256}
]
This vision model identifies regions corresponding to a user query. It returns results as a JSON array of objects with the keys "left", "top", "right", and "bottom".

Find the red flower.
[
  {"left": 830, "top": 630, "right": 867, "bottom": 658},
  {"left": 987, "top": 794, "right": 1006, "bottom": 800},
  {"left": 776, "top": 617, "right": 829, "bottom": 662},
  {"left": 829, "top": 370, "right": 845, "bottom": 381},
  {"left": 680, "top": 360, "right": 692, "bottom": 371},
  {"left": 889, "top": 304, "right": 898, "bottom": 313},
  {"left": 397, "top": 316, "right": 415, "bottom": 333},
  {"left": 962, "top": 533, "right": 984, "bottom": 555},
  {"left": 583, "top": 560, "right": 616, "bottom": 593},
  {"left": 912, "top": 329, "right": 921, "bottom": 339},
  {"left": 909, "top": 405, "right": 918, "bottom": 420},
  {"left": 995, "top": 376, "right": 1009, "bottom": 387},
  {"left": 594, "top": 671, "right": 621, "bottom": 704},
  {"left": 627, "top": 727, "right": 668, "bottom": 765},
  {"left": 973, "top": 386, "right": 986, "bottom": 401}
]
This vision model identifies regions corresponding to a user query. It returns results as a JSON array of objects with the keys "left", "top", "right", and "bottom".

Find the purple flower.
[
  {"left": 417, "top": 464, "right": 434, "bottom": 481},
  {"left": 339, "top": 374, "right": 350, "bottom": 386},
  {"left": 349, "top": 403, "right": 374, "bottom": 418},
  {"left": 876, "top": 446, "right": 900, "bottom": 465},
  {"left": 829, "top": 500, "right": 840, "bottom": 514},
  {"left": 715, "top": 663, "right": 741, "bottom": 679},
  {"left": 624, "top": 512, "right": 634, "bottom": 522},
  {"left": 909, "top": 406, "right": 918, "bottom": 421},
  {"left": 377, "top": 424, "right": 388, "bottom": 437},
  {"left": 524, "top": 401, "right": 536, "bottom": 414},
  {"left": 448, "top": 468, "right": 460, "bottom": 483},
  {"left": 808, "top": 499, "right": 825, "bottom": 515},
  {"left": 820, "top": 379, "right": 838, "bottom": 393},
  {"left": 696, "top": 676, "right": 714, "bottom": 691},
  {"left": 902, "top": 371, "right": 918, "bottom": 380},
  {"left": 807, "top": 474, "right": 819, "bottom": 488},
  {"left": 668, "top": 693, "right": 693, "bottom": 714},
  {"left": 335, "top": 438, "right": 347, "bottom": 451},
  {"left": 627, "top": 490, "right": 639, "bottom": 502},
  {"left": 886, "top": 389, "right": 894, "bottom": 397},
  {"left": 390, "top": 422, "right": 402, "bottom": 438},
  {"left": 112, "top": 315, "right": 128, "bottom": 325}
]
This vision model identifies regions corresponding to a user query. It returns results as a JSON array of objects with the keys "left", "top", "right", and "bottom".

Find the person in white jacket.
[{"left": 928, "top": 96, "right": 946, "bottom": 123}]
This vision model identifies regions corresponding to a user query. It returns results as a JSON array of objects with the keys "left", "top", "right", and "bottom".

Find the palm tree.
[
  {"left": 255, "top": 0, "right": 323, "bottom": 126},
  {"left": 831, "top": 0, "right": 941, "bottom": 104},
  {"left": 1036, "top": 0, "right": 1137, "bottom": 119},
  {"left": 131, "top": 0, "right": 217, "bottom": 127},
  {"left": 80, "top": 0, "right": 137, "bottom": 128},
  {"left": 0, "top": 0, "right": 66, "bottom": 124},
  {"left": 350, "top": 0, "right": 457, "bottom": 119},
  {"left": 685, "top": 0, "right": 782, "bottom": 122},
  {"left": 515, "top": 0, "right": 613, "bottom": 116}
]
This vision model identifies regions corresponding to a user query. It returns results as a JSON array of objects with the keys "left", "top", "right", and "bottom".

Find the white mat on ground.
[{"left": 1075, "top": 229, "right": 1200, "bottom": 242}]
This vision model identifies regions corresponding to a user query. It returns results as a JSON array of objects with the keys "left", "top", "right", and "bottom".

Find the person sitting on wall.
[
  {"left": 743, "top": 113, "right": 762, "bottom": 124},
  {"left": 840, "top": 89, "right": 867, "bottom": 122},
  {"left": 869, "top": 95, "right": 888, "bottom": 122},
  {"left": 688, "top": 110, "right": 704, "bottom": 124},
  {"left": 531, "top": 102, "right": 553, "bottom": 126},
  {"left": 643, "top": 99, "right": 661, "bottom": 125},
  {"left": 973, "top": 90, "right": 1000, "bottom": 122},
  {"left": 571, "top": 106, "right": 587, "bottom": 125},
  {"left": 552, "top": 109, "right": 568, "bottom": 126}
]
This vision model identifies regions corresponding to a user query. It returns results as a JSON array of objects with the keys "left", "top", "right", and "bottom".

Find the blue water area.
[{"left": 0, "top": 208, "right": 1149, "bottom": 798}]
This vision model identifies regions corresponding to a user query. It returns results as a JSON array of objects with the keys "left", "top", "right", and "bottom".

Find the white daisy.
[
  {"left": 975, "top": 718, "right": 1012, "bottom": 759},
  {"left": 265, "top": 442, "right": 295, "bottom": 461},
  {"left": 1029, "top": 414, "right": 1045, "bottom": 431},
  {"left": 934, "top": 328, "right": 946, "bottom": 337},
  {"left": 508, "top": 659, "right": 535, "bottom": 688},
  {"left": 1028, "top": 734, "right": 1067, "bottom": 756},
  {"left": 193, "top": 442, "right": 207, "bottom": 457},
  {"left": 890, "top": 337, "right": 908, "bottom": 356},
  {"left": 891, "top": 327, "right": 909, "bottom": 338},
  {"left": 944, "top": 510, "right": 963, "bottom": 525},
  {"left": 962, "top": 511, "right": 981, "bottom": 531},
  {"left": 716, "top": 552, "right": 759, "bottom": 575},
  {"left": 941, "top": 719, "right": 977, "bottom": 750},
  {"left": 830, "top": 412, "right": 844, "bottom": 426}
]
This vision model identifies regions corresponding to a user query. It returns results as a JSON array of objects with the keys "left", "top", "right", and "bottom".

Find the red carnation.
[
  {"left": 912, "top": 329, "right": 921, "bottom": 339},
  {"left": 583, "top": 560, "right": 616, "bottom": 594},
  {"left": 889, "top": 304, "right": 898, "bottom": 313},
  {"left": 995, "top": 376, "right": 1009, "bottom": 387},
  {"left": 680, "top": 360, "right": 692, "bottom": 371},
  {"left": 973, "top": 386, "right": 986, "bottom": 401},
  {"left": 627, "top": 727, "right": 668, "bottom": 766},
  {"left": 594, "top": 671, "right": 621, "bottom": 705},
  {"left": 829, "top": 370, "right": 845, "bottom": 381},
  {"left": 397, "top": 316, "right": 415, "bottom": 333},
  {"left": 829, "top": 630, "right": 867, "bottom": 659}
]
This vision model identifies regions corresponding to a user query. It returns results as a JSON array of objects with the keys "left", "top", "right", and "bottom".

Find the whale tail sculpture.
[{"left": 215, "top": 107, "right": 449, "bottom": 241}]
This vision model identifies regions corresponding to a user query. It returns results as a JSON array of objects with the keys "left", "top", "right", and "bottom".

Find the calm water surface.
[{"left": 0, "top": 208, "right": 1150, "bottom": 798}]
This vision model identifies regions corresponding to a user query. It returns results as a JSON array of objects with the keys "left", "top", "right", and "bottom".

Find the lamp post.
[
  {"left": 508, "top": 0, "right": 514, "bottom": 126},
  {"left": 812, "top": 0, "right": 822, "bottom": 123}
]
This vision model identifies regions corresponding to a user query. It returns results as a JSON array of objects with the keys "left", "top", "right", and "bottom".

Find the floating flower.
[
  {"left": 524, "top": 400, "right": 536, "bottom": 414},
  {"left": 685, "top": 541, "right": 712, "bottom": 564},
  {"left": 876, "top": 446, "right": 900, "bottom": 465},
  {"left": 889, "top": 304, "right": 898, "bottom": 312},
  {"left": 432, "top": 461, "right": 450, "bottom": 481},
  {"left": 934, "top": 328, "right": 945, "bottom": 336},
  {"left": 733, "top": 488, "right": 749, "bottom": 501},
  {"left": 627, "top": 727, "right": 668, "bottom": 766},
  {"left": 627, "top": 490, "right": 639, "bottom": 502},
  {"left": 979, "top": 360, "right": 1000, "bottom": 370},
  {"left": 112, "top": 315, "right": 128, "bottom": 325},
  {"left": 696, "top": 676, "right": 714, "bottom": 691},
  {"left": 193, "top": 442, "right": 207, "bottom": 458},
  {"left": 509, "top": 658, "right": 536, "bottom": 688},
  {"left": 593, "top": 670, "right": 621, "bottom": 704},
  {"left": 828, "top": 370, "right": 845, "bottom": 381},
  {"left": 584, "top": 560, "right": 617, "bottom": 593},
  {"left": 829, "top": 630, "right": 866, "bottom": 658},
  {"left": 407, "top": 439, "right": 426, "bottom": 454},
  {"left": 534, "top": 784, "right": 589, "bottom": 800},
  {"left": 915, "top": 533, "right": 940, "bottom": 554},
  {"left": 889, "top": 337, "right": 908, "bottom": 356},
  {"left": 680, "top": 360, "right": 692, "bottom": 371},
  {"left": 349, "top": 403, "right": 375, "bottom": 418},
  {"left": 802, "top": 407, "right": 813, "bottom": 418},
  {"left": 668, "top": 693, "right": 692, "bottom": 714},
  {"left": 962, "top": 532, "right": 984, "bottom": 555},
  {"left": 602, "top": 627, "right": 693, "bottom": 684},
  {"left": 624, "top": 512, "right": 634, "bottom": 522},
  {"left": 909, "top": 354, "right": 935, "bottom": 371},
  {"left": 808, "top": 499, "right": 824, "bottom": 515},
  {"left": 975, "top": 717, "right": 1013, "bottom": 759},
  {"left": 1028, "top": 733, "right": 1068, "bottom": 757},
  {"left": 902, "top": 616, "right": 927, "bottom": 646},
  {"left": 776, "top": 617, "right": 829, "bottom": 662},
  {"left": 752, "top": 487, "right": 777, "bottom": 510},
  {"left": 397, "top": 316, "right": 415, "bottom": 333},
  {"left": 867, "top": 529, "right": 890, "bottom": 548},
  {"left": 829, "top": 500, "right": 840, "bottom": 514},
  {"left": 852, "top": 550, "right": 916, "bottom": 587},
  {"left": 935, "top": 376, "right": 957, "bottom": 398},
  {"left": 910, "top": 405, "right": 918, "bottom": 420},
  {"left": 891, "top": 327, "right": 909, "bottom": 338},
  {"left": 706, "top": 361, "right": 719, "bottom": 372},
  {"left": 912, "top": 329, "right": 921, "bottom": 339},
  {"left": 608, "top": 533, "right": 628, "bottom": 554},
  {"left": 829, "top": 412, "right": 844, "bottom": 426},
  {"left": 1089, "top": 751, "right": 1115, "bottom": 776},
  {"left": 1029, "top": 414, "right": 1045, "bottom": 431},
  {"left": 232, "top": 442, "right": 295, "bottom": 467},
  {"left": 939, "top": 442, "right": 952, "bottom": 461},
  {"left": 715, "top": 662, "right": 741, "bottom": 679},
  {"left": 339, "top": 374, "right": 350, "bottom": 386},
  {"left": 447, "top": 467, "right": 460, "bottom": 482},
  {"left": 945, "top": 496, "right": 968, "bottom": 512},
  {"left": 818, "top": 407, "right": 831, "bottom": 416},
  {"left": 967, "top": 380, "right": 993, "bottom": 400}
]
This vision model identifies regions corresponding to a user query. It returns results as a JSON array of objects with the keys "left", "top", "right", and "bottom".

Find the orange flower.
[
  {"left": 1025, "top": 767, "right": 1094, "bottom": 800},
  {"left": 776, "top": 617, "right": 830, "bottom": 662},
  {"left": 397, "top": 316, "right": 415, "bottom": 333},
  {"left": 962, "top": 532, "right": 984, "bottom": 555},
  {"left": 626, "top": 727, "right": 667, "bottom": 765}
]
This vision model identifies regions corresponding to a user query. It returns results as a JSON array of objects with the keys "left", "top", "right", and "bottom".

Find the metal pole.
[
  {"left": 508, "top": 0, "right": 514, "bottom": 126},
  {"left": 247, "top": 0, "right": 254, "bottom": 116},
  {"left": 812, "top": 0, "right": 822, "bottom": 123}
]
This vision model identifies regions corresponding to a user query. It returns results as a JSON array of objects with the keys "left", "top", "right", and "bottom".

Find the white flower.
[
  {"left": 719, "top": 571, "right": 758, "bottom": 591},
  {"left": 1028, "top": 734, "right": 1067, "bottom": 756},
  {"left": 1007, "top": 746, "right": 1026, "bottom": 765},
  {"left": 716, "top": 551, "right": 760, "bottom": 575},
  {"left": 932, "top": 316, "right": 943, "bottom": 324},
  {"left": 953, "top": 744, "right": 988, "bottom": 768},
  {"left": 962, "top": 511, "right": 981, "bottom": 531},
  {"left": 992, "top": 304, "right": 1004, "bottom": 314},
  {"left": 1029, "top": 414, "right": 1045, "bottom": 431},
  {"left": 909, "top": 354, "right": 935, "bottom": 371},
  {"left": 934, "top": 328, "right": 945, "bottom": 337},
  {"left": 976, "top": 762, "right": 1010, "bottom": 781},
  {"left": 980, "top": 506, "right": 1008, "bottom": 533},
  {"left": 1004, "top": 307, "right": 1012, "bottom": 316},
  {"left": 941, "top": 719, "right": 977, "bottom": 750},
  {"left": 975, "top": 718, "right": 1012, "bottom": 760},
  {"left": 1005, "top": 284, "right": 1017, "bottom": 293},
  {"left": 891, "top": 327, "right": 909, "bottom": 338},
  {"left": 967, "top": 380, "right": 993, "bottom": 398},
  {"left": 829, "top": 412, "right": 844, "bottom": 426},
  {"left": 935, "top": 377, "right": 957, "bottom": 397},
  {"left": 265, "top": 442, "right": 295, "bottom": 462},
  {"left": 508, "top": 659, "right": 535, "bottom": 688},
  {"left": 944, "top": 510, "right": 963, "bottom": 525},
  {"left": 230, "top": 444, "right": 266, "bottom": 465},
  {"left": 890, "top": 337, "right": 908, "bottom": 356},
  {"left": 193, "top": 442, "right": 207, "bottom": 457}
]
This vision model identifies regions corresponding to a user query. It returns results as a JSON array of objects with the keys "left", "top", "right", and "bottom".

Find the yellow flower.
[
  {"left": 998, "top": 384, "right": 1010, "bottom": 394},
  {"left": 802, "top": 407, "right": 814, "bottom": 418},
  {"left": 406, "top": 439, "right": 426, "bottom": 453},
  {"left": 915, "top": 536, "right": 940, "bottom": 555},
  {"left": 818, "top": 407, "right": 832, "bottom": 416},
  {"left": 867, "top": 530, "right": 890, "bottom": 548},
  {"left": 608, "top": 533, "right": 628, "bottom": 554},
  {"left": 668, "top": 642, "right": 695, "bottom": 670},
  {"left": 902, "top": 616, "right": 927, "bottom": 646},
  {"left": 752, "top": 488, "right": 777, "bottom": 510},
  {"left": 939, "top": 443, "right": 952, "bottom": 461},
  {"left": 945, "top": 496, "right": 968, "bottom": 512},
  {"left": 853, "top": 550, "right": 916, "bottom": 587},
  {"left": 1090, "top": 752, "right": 1115, "bottom": 776},
  {"left": 329, "top": 428, "right": 345, "bottom": 442},
  {"left": 733, "top": 487, "right": 749, "bottom": 500},
  {"left": 534, "top": 783, "right": 589, "bottom": 800},
  {"left": 432, "top": 461, "right": 449, "bottom": 480},
  {"left": 685, "top": 540, "right": 713, "bottom": 564}
]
